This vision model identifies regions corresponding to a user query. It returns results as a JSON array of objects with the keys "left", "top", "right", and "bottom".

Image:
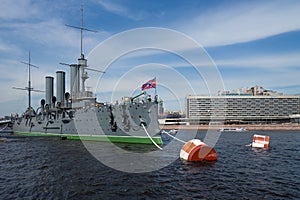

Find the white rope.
[
  {"left": 164, "top": 131, "right": 186, "bottom": 144},
  {"left": 0, "top": 124, "right": 8, "bottom": 132},
  {"left": 141, "top": 123, "right": 163, "bottom": 150}
]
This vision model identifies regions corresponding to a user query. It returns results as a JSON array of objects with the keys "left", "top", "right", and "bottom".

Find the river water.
[{"left": 0, "top": 130, "right": 299, "bottom": 199}]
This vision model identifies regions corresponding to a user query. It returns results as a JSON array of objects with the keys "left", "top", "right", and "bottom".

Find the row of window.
[{"left": 187, "top": 97, "right": 300, "bottom": 118}]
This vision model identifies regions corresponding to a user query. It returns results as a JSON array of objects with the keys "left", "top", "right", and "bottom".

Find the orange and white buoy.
[
  {"left": 180, "top": 139, "right": 217, "bottom": 161},
  {"left": 252, "top": 134, "right": 270, "bottom": 149}
]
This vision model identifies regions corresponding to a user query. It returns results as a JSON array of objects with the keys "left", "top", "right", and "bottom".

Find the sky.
[{"left": 1, "top": 0, "right": 300, "bottom": 116}]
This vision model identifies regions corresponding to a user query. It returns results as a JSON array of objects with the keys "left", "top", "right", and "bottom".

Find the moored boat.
[{"left": 219, "top": 127, "right": 246, "bottom": 132}]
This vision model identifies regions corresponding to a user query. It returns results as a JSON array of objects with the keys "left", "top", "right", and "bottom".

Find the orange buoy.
[
  {"left": 252, "top": 134, "right": 270, "bottom": 149},
  {"left": 180, "top": 139, "right": 217, "bottom": 161}
]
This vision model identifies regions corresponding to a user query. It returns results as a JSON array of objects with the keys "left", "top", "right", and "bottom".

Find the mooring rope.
[
  {"left": 0, "top": 124, "right": 8, "bottom": 132},
  {"left": 141, "top": 123, "right": 163, "bottom": 150},
  {"left": 163, "top": 131, "right": 186, "bottom": 144}
]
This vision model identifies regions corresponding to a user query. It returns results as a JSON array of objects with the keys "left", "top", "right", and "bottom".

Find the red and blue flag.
[{"left": 141, "top": 78, "right": 156, "bottom": 90}]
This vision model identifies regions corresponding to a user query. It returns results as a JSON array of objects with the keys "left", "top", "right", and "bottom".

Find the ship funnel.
[
  {"left": 70, "top": 64, "right": 80, "bottom": 98},
  {"left": 45, "top": 76, "right": 54, "bottom": 106},
  {"left": 56, "top": 71, "right": 66, "bottom": 106}
]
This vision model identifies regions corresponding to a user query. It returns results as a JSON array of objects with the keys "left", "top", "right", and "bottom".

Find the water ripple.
[{"left": 0, "top": 131, "right": 299, "bottom": 199}]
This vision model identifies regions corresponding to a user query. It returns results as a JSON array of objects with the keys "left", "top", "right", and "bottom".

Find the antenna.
[
  {"left": 65, "top": 5, "right": 97, "bottom": 58},
  {"left": 13, "top": 51, "right": 44, "bottom": 111}
]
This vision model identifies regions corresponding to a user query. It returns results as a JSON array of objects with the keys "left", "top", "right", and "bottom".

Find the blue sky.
[{"left": 1, "top": 0, "right": 300, "bottom": 116}]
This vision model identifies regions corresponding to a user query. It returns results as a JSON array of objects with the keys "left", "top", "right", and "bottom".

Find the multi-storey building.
[{"left": 186, "top": 95, "right": 300, "bottom": 124}]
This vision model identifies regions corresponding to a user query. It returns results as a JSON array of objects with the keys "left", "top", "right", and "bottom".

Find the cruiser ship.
[
  {"left": 12, "top": 53, "right": 162, "bottom": 144},
  {"left": 12, "top": 9, "right": 162, "bottom": 145}
]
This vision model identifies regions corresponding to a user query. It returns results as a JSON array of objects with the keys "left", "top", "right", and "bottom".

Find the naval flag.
[{"left": 141, "top": 78, "right": 156, "bottom": 90}]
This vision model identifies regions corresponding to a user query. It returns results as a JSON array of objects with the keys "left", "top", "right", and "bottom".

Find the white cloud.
[
  {"left": 181, "top": 0, "right": 300, "bottom": 47},
  {"left": 0, "top": 19, "right": 78, "bottom": 49},
  {"left": 215, "top": 52, "right": 300, "bottom": 68},
  {"left": 0, "top": 0, "right": 41, "bottom": 20},
  {"left": 0, "top": 59, "right": 47, "bottom": 102},
  {"left": 95, "top": 0, "right": 145, "bottom": 20},
  {"left": 0, "top": 40, "right": 22, "bottom": 54}
]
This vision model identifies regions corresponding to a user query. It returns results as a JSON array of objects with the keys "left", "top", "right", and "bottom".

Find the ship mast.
[
  {"left": 66, "top": 5, "right": 97, "bottom": 95},
  {"left": 80, "top": 6, "right": 84, "bottom": 59},
  {"left": 27, "top": 51, "right": 33, "bottom": 109},
  {"left": 13, "top": 51, "right": 44, "bottom": 111}
]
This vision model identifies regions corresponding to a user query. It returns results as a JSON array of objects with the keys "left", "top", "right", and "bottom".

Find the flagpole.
[{"left": 154, "top": 77, "right": 157, "bottom": 97}]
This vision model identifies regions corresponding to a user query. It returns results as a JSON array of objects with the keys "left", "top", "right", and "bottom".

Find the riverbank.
[{"left": 160, "top": 124, "right": 300, "bottom": 131}]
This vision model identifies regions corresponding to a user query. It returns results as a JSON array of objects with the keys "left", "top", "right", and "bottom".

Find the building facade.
[{"left": 186, "top": 95, "right": 300, "bottom": 124}]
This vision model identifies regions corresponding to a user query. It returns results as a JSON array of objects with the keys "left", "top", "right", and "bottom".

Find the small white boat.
[
  {"left": 161, "top": 129, "right": 178, "bottom": 134},
  {"left": 219, "top": 127, "right": 246, "bottom": 132},
  {"left": 169, "top": 129, "right": 178, "bottom": 134}
]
